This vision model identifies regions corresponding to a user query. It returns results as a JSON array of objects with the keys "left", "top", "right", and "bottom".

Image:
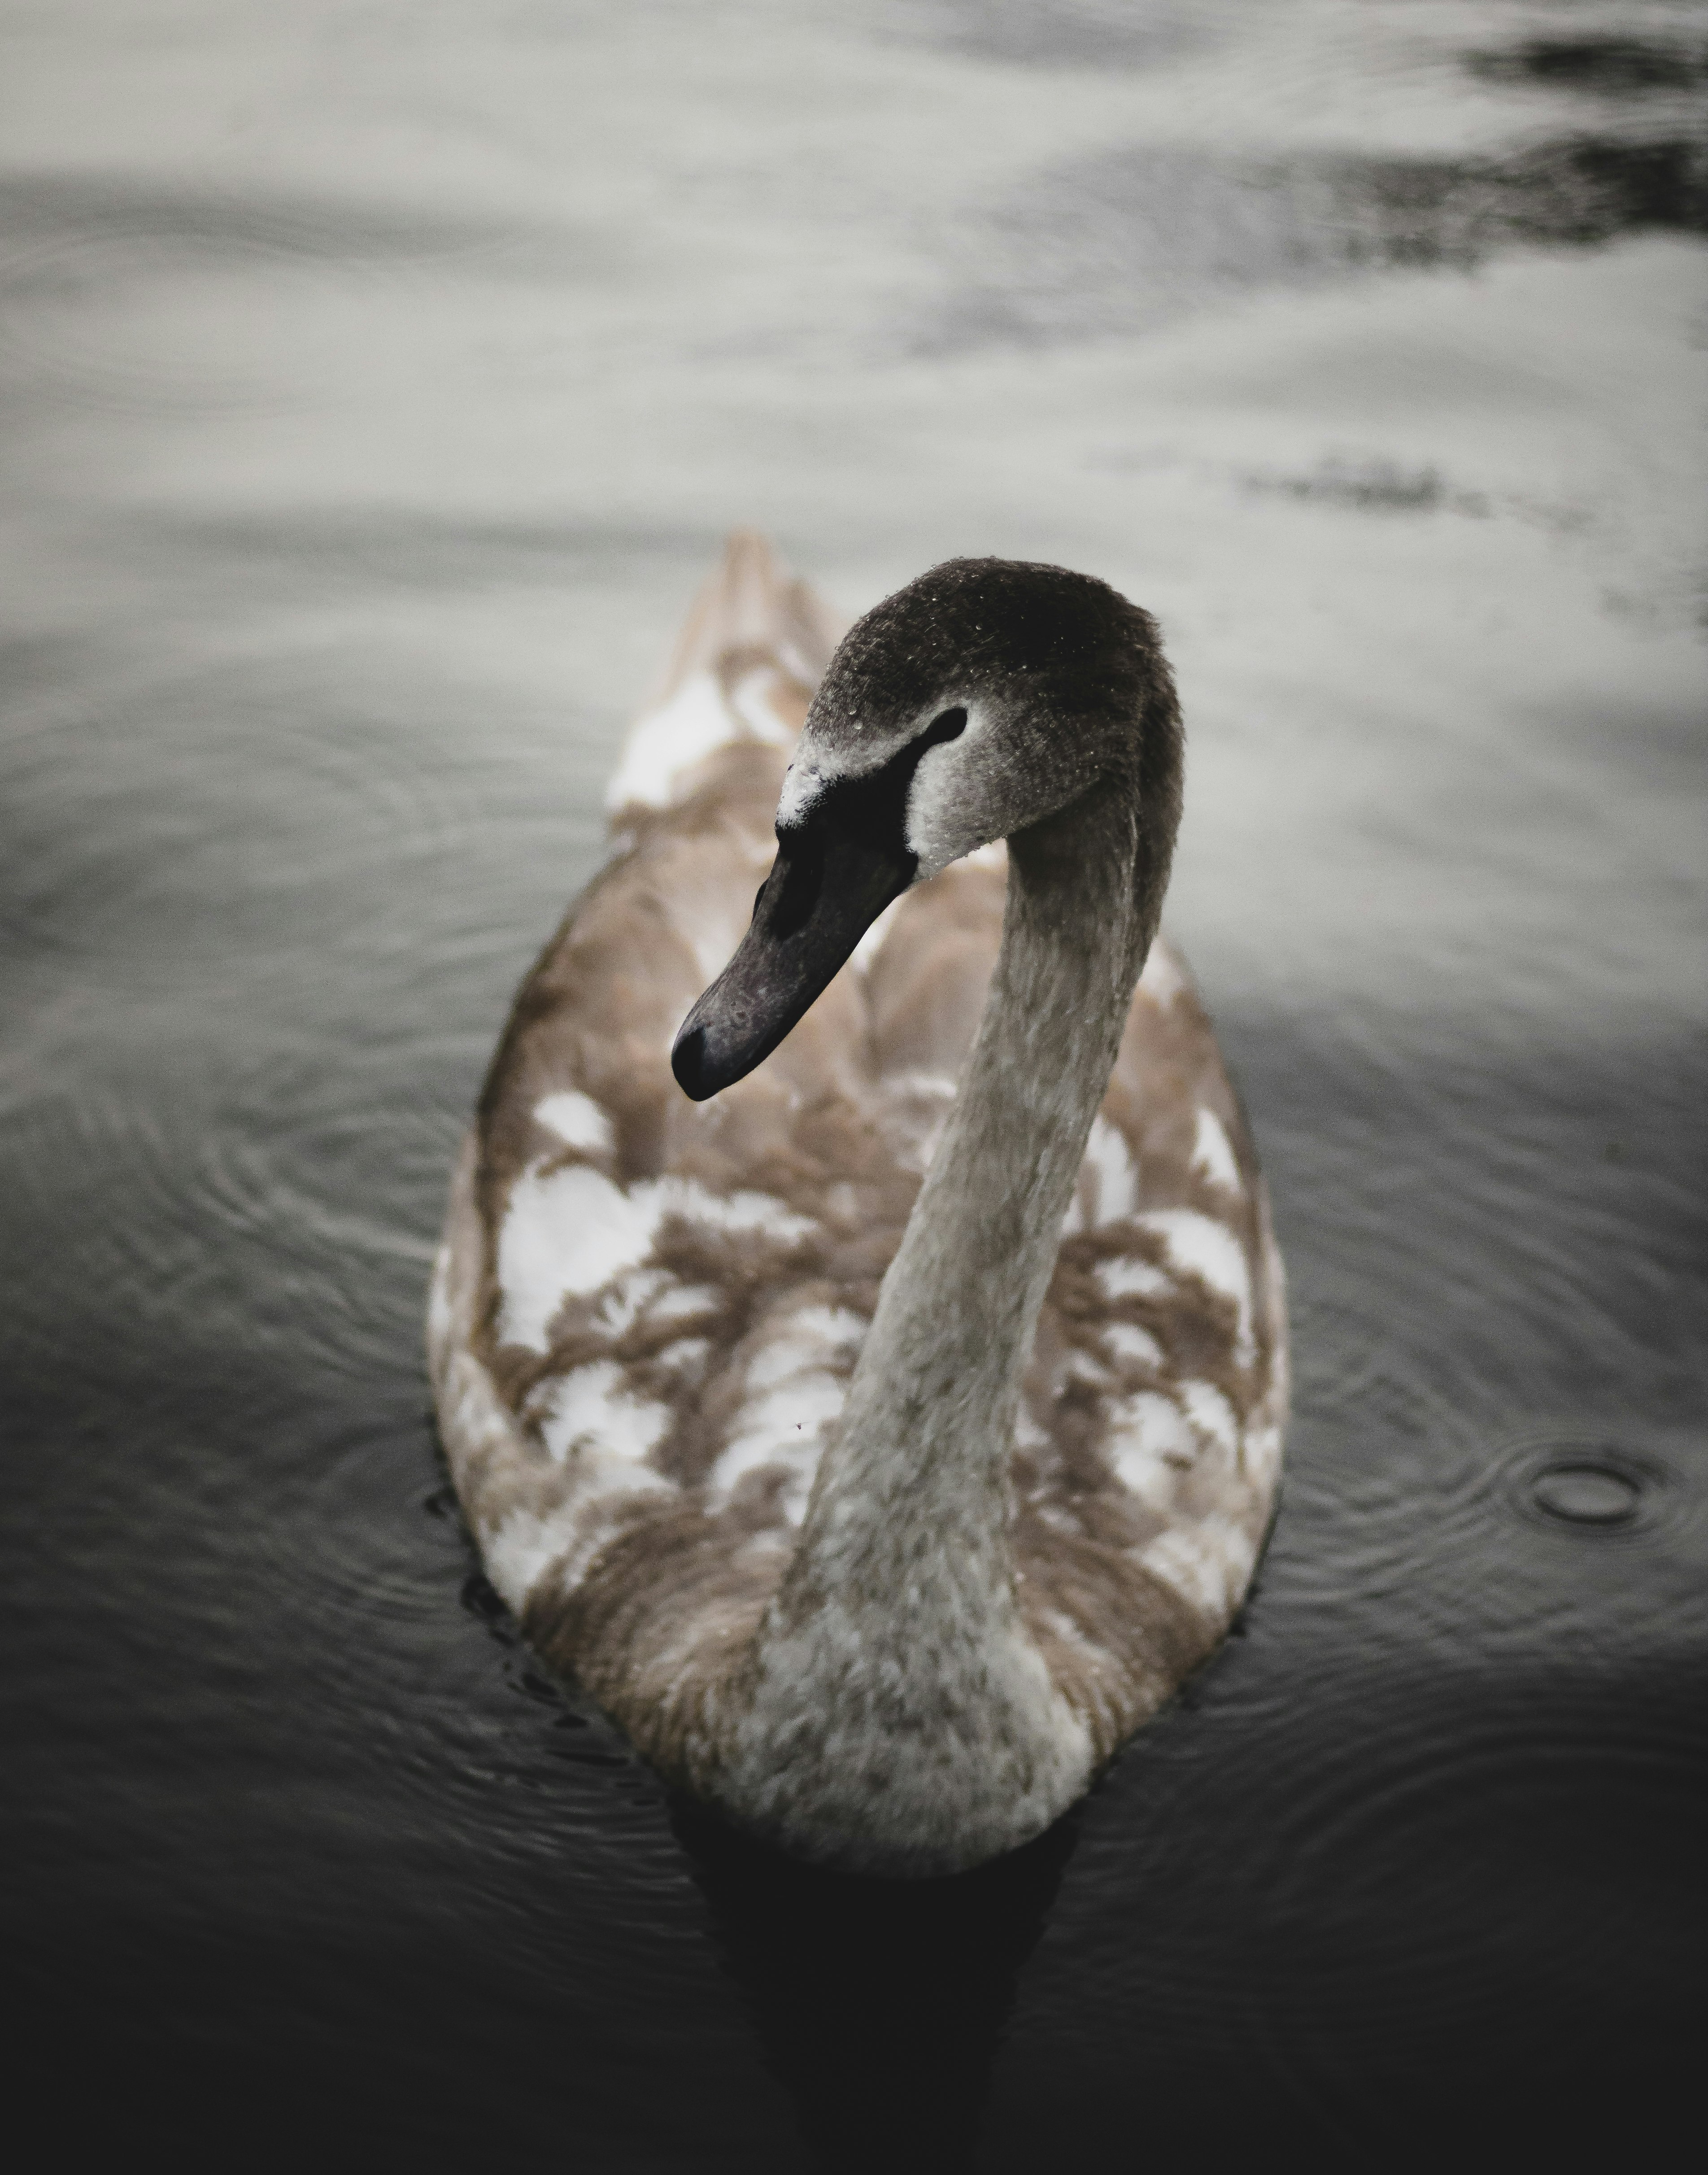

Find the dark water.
[{"left": 4, "top": 4, "right": 1704, "bottom": 2167}]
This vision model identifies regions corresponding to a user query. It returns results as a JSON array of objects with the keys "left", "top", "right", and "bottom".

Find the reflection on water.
[
  {"left": 677, "top": 1803, "right": 1076, "bottom": 2175},
  {"left": 1466, "top": 32, "right": 1708, "bottom": 96},
  {"left": 921, "top": 132, "right": 1708, "bottom": 354},
  {"left": 2, "top": 1, "right": 1703, "bottom": 2168}
]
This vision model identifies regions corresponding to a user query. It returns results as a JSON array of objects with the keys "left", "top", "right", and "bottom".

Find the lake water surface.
[{"left": 4, "top": 4, "right": 1705, "bottom": 2167}]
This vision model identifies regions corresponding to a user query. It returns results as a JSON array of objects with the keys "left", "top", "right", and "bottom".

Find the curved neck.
[{"left": 769, "top": 778, "right": 1150, "bottom": 1647}]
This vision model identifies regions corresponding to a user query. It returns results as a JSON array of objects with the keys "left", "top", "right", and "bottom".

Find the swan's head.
[{"left": 672, "top": 556, "right": 1176, "bottom": 1101}]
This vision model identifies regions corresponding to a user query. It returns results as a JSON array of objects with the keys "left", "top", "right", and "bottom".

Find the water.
[{"left": 3, "top": 2, "right": 1704, "bottom": 2165}]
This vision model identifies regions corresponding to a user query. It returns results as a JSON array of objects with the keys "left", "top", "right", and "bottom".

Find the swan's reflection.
[{"left": 674, "top": 1801, "right": 1077, "bottom": 2173}]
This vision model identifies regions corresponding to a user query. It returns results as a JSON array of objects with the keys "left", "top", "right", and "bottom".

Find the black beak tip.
[{"left": 671, "top": 1021, "right": 718, "bottom": 1102}]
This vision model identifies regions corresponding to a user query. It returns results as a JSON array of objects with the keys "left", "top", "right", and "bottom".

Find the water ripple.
[{"left": 0, "top": 171, "right": 589, "bottom": 414}]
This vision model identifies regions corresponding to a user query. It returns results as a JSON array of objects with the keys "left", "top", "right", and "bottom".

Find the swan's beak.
[{"left": 671, "top": 823, "right": 914, "bottom": 1100}]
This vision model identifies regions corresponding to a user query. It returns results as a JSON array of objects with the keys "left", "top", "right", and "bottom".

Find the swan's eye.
[{"left": 925, "top": 706, "right": 967, "bottom": 744}]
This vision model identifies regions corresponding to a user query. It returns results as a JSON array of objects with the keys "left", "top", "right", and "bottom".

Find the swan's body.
[{"left": 428, "top": 535, "right": 1286, "bottom": 1875}]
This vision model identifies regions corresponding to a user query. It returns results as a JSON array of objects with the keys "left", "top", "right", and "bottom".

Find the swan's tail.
[
  {"left": 606, "top": 531, "right": 847, "bottom": 815},
  {"left": 655, "top": 530, "right": 845, "bottom": 703}
]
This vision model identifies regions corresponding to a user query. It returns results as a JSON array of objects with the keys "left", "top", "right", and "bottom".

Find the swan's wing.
[
  {"left": 432, "top": 539, "right": 901, "bottom": 1728},
  {"left": 863, "top": 874, "right": 1288, "bottom": 1740},
  {"left": 1009, "top": 941, "right": 1289, "bottom": 1748}
]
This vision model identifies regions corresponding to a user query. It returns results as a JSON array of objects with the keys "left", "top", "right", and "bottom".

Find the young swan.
[{"left": 430, "top": 547, "right": 1287, "bottom": 1878}]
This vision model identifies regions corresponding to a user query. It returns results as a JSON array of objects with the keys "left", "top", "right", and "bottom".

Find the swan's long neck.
[
  {"left": 728, "top": 782, "right": 1155, "bottom": 1870},
  {"left": 815, "top": 785, "right": 1146, "bottom": 1564}
]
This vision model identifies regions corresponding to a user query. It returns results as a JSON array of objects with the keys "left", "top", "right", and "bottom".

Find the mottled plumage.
[{"left": 428, "top": 532, "right": 1286, "bottom": 1873}]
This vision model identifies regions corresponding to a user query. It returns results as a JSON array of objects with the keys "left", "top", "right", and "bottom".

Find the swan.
[{"left": 428, "top": 533, "right": 1286, "bottom": 1877}]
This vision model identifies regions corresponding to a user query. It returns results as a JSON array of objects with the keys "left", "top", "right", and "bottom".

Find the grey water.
[{"left": 3, "top": 3, "right": 1704, "bottom": 2166}]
